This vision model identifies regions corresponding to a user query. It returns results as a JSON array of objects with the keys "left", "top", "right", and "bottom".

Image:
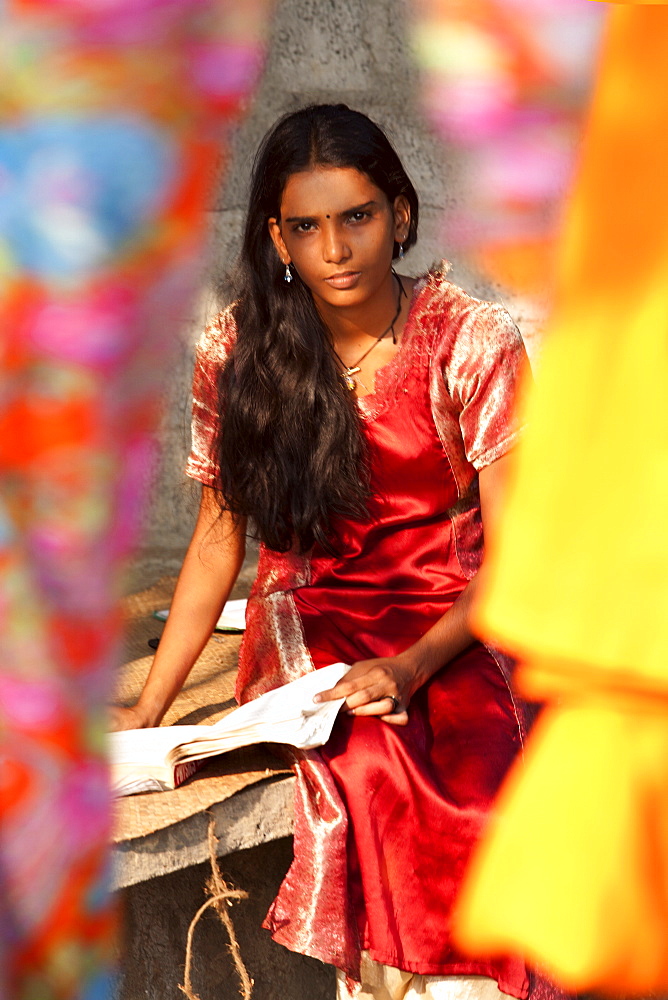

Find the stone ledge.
[{"left": 112, "top": 774, "right": 295, "bottom": 890}]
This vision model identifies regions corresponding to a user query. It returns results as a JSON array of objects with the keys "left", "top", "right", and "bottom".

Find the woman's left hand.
[{"left": 315, "top": 654, "right": 422, "bottom": 726}]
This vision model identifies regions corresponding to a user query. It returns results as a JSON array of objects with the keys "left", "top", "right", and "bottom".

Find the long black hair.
[{"left": 215, "top": 104, "right": 419, "bottom": 553}]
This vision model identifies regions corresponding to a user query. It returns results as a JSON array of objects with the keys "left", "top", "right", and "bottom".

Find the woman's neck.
[{"left": 317, "top": 269, "right": 402, "bottom": 348}]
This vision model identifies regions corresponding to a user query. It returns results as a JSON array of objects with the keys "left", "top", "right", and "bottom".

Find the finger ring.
[{"left": 385, "top": 695, "right": 401, "bottom": 714}]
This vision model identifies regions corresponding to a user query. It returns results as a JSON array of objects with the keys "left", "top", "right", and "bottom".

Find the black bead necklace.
[{"left": 331, "top": 273, "right": 406, "bottom": 391}]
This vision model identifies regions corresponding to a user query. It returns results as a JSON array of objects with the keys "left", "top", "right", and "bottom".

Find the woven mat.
[{"left": 112, "top": 577, "right": 291, "bottom": 844}]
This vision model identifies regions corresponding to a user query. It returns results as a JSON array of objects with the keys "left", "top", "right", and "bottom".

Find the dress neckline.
[{"left": 355, "top": 271, "right": 430, "bottom": 420}]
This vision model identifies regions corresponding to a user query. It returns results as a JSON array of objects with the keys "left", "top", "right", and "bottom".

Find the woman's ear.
[
  {"left": 268, "top": 217, "right": 290, "bottom": 264},
  {"left": 392, "top": 196, "right": 410, "bottom": 243}
]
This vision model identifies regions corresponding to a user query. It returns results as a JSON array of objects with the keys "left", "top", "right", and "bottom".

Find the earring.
[
  {"left": 398, "top": 242, "right": 405, "bottom": 260},
  {"left": 284, "top": 263, "right": 293, "bottom": 283}
]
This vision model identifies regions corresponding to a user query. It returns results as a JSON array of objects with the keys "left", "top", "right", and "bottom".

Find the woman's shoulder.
[
  {"left": 411, "top": 260, "right": 522, "bottom": 352},
  {"left": 412, "top": 261, "right": 514, "bottom": 321},
  {"left": 196, "top": 301, "right": 239, "bottom": 364}
]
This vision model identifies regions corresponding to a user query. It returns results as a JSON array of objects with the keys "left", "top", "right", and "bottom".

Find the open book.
[
  {"left": 108, "top": 662, "right": 348, "bottom": 796},
  {"left": 154, "top": 598, "right": 247, "bottom": 632}
]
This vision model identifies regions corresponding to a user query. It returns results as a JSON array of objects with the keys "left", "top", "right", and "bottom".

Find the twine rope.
[{"left": 179, "top": 818, "right": 253, "bottom": 1000}]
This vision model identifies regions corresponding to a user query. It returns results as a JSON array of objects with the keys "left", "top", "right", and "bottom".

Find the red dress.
[{"left": 186, "top": 264, "right": 532, "bottom": 994}]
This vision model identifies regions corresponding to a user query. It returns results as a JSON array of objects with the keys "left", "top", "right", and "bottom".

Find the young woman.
[{"left": 112, "top": 105, "right": 538, "bottom": 1000}]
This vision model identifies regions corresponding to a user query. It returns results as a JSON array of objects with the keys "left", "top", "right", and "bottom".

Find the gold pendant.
[{"left": 340, "top": 365, "right": 360, "bottom": 391}]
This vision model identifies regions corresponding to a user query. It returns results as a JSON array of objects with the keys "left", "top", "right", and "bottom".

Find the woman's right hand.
[{"left": 108, "top": 705, "right": 152, "bottom": 732}]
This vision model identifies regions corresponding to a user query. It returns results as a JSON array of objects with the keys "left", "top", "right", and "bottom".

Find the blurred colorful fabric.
[
  {"left": 410, "top": 0, "right": 605, "bottom": 294},
  {"left": 0, "top": 1, "right": 270, "bottom": 997},
  {"left": 453, "top": 6, "right": 668, "bottom": 994}
]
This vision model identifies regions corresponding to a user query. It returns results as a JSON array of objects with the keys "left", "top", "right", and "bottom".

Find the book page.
[
  {"left": 109, "top": 662, "right": 349, "bottom": 795},
  {"left": 172, "top": 661, "right": 349, "bottom": 763},
  {"left": 108, "top": 724, "right": 204, "bottom": 768}
]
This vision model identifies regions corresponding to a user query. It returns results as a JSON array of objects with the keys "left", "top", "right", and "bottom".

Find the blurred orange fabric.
[{"left": 454, "top": 5, "right": 668, "bottom": 995}]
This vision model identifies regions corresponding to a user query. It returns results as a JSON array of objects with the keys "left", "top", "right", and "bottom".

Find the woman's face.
[{"left": 268, "top": 165, "right": 410, "bottom": 313}]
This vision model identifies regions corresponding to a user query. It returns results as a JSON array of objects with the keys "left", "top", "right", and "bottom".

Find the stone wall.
[{"left": 120, "top": 838, "right": 333, "bottom": 1000}]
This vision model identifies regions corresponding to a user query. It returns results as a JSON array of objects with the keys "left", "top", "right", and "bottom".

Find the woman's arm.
[
  {"left": 109, "top": 485, "right": 246, "bottom": 730},
  {"left": 315, "top": 453, "right": 512, "bottom": 726}
]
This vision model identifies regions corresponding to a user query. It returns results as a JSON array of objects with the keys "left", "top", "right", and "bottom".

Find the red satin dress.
[{"left": 186, "top": 265, "right": 534, "bottom": 994}]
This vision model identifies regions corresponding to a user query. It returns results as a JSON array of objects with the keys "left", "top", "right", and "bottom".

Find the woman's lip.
[{"left": 324, "top": 271, "right": 361, "bottom": 289}]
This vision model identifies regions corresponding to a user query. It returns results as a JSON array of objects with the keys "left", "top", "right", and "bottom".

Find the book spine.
[{"left": 173, "top": 759, "right": 205, "bottom": 788}]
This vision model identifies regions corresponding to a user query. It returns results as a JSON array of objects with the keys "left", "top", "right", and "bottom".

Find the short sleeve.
[
  {"left": 185, "top": 305, "right": 237, "bottom": 487},
  {"left": 444, "top": 300, "right": 530, "bottom": 471}
]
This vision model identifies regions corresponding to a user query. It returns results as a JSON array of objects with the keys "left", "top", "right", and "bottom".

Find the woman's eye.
[
  {"left": 349, "top": 211, "right": 369, "bottom": 223},
  {"left": 294, "top": 221, "right": 315, "bottom": 233}
]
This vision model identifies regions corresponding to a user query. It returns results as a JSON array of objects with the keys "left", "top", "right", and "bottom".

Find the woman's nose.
[{"left": 322, "top": 225, "right": 351, "bottom": 263}]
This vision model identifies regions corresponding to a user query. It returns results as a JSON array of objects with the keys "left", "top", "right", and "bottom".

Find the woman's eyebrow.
[
  {"left": 284, "top": 200, "right": 379, "bottom": 224},
  {"left": 284, "top": 212, "right": 317, "bottom": 224},
  {"left": 340, "top": 200, "right": 378, "bottom": 216}
]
